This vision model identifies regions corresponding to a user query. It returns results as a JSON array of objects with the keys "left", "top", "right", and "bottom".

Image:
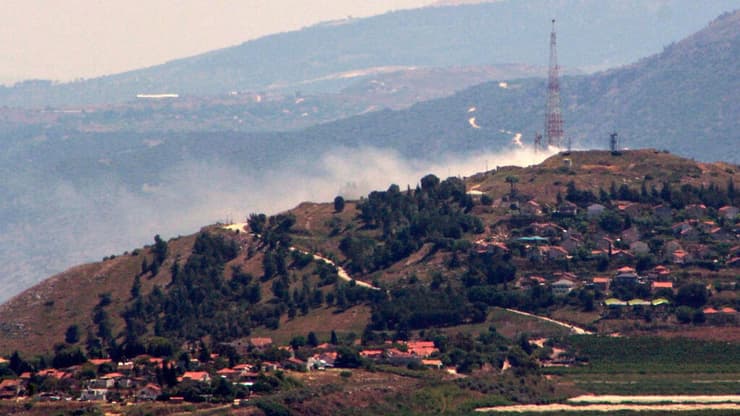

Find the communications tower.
[{"left": 545, "top": 19, "right": 564, "bottom": 148}]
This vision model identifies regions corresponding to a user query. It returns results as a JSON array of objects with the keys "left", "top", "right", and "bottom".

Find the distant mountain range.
[
  {"left": 275, "top": 9, "right": 740, "bottom": 163},
  {"left": 1, "top": 0, "right": 738, "bottom": 107}
]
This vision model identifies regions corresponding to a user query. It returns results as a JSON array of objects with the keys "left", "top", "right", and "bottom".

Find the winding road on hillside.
[
  {"left": 290, "top": 247, "right": 380, "bottom": 291},
  {"left": 505, "top": 308, "right": 593, "bottom": 335},
  {"left": 223, "top": 223, "right": 381, "bottom": 290}
]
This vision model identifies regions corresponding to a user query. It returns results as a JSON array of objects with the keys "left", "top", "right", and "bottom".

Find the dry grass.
[
  {"left": 0, "top": 234, "right": 195, "bottom": 355},
  {"left": 250, "top": 305, "right": 371, "bottom": 344}
]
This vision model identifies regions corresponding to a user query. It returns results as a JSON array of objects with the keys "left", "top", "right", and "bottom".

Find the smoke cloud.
[{"left": 0, "top": 146, "right": 554, "bottom": 303}]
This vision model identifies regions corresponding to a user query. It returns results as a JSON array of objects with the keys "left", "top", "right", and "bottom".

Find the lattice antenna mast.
[{"left": 546, "top": 19, "right": 564, "bottom": 148}]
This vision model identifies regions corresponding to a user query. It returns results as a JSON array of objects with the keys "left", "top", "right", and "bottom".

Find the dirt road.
[{"left": 505, "top": 308, "right": 593, "bottom": 335}]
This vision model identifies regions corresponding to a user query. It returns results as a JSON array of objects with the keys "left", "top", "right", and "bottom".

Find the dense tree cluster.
[{"left": 343, "top": 176, "right": 483, "bottom": 273}]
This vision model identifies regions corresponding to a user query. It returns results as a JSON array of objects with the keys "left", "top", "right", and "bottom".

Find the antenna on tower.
[{"left": 545, "top": 19, "right": 564, "bottom": 149}]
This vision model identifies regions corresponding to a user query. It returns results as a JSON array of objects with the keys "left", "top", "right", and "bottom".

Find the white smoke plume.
[{"left": 0, "top": 146, "right": 555, "bottom": 302}]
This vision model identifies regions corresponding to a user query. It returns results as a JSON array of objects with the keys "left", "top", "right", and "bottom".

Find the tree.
[
  {"left": 307, "top": 331, "right": 319, "bottom": 347},
  {"left": 335, "top": 347, "right": 362, "bottom": 368},
  {"left": 420, "top": 174, "right": 440, "bottom": 193},
  {"left": 676, "top": 282, "right": 708, "bottom": 308},
  {"left": 333, "top": 196, "right": 345, "bottom": 213},
  {"left": 153, "top": 234, "right": 168, "bottom": 264},
  {"left": 65, "top": 325, "right": 80, "bottom": 344},
  {"left": 505, "top": 176, "right": 519, "bottom": 195},
  {"left": 131, "top": 275, "right": 141, "bottom": 298},
  {"left": 330, "top": 330, "right": 338, "bottom": 345}
]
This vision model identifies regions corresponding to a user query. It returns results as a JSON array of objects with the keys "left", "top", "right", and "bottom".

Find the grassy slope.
[{"left": 0, "top": 234, "right": 196, "bottom": 355}]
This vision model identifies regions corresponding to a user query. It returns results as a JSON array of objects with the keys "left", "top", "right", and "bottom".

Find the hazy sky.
[{"left": 2, "top": 0, "right": 439, "bottom": 84}]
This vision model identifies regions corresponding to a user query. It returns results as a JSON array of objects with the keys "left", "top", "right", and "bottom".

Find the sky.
[{"left": 1, "top": 0, "right": 440, "bottom": 84}]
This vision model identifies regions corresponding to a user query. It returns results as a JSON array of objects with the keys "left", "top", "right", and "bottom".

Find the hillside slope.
[
  {"left": 1, "top": 149, "right": 738, "bottom": 355},
  {"left": 1, "top": 0, "right": 738, "bottom": 107}
]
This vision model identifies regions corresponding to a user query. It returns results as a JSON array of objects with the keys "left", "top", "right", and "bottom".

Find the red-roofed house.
[
  {"left": 719, "top": 205, "right": 739, "bottom": 219},
  {"left": 88, "top": 358, "right": 112, "bottom": 366},
  {"left": 651, "top": 281, "right": 674, "bottom": 292},
  {"left": 179, "top": 371, "right": 211, "bottom": 383},
  {"left": 359, "top": 349, "right": 384, "bottom": 359},
  {"left": 249, "top": 337, "right": 273, "bottom": 349},
  {"left": 136, "top": 383, "right": 162, "bottom": 401},
  {"left": 685, "top": 204, "right": 707, "bottom": 218},
  {"left": 0, "top": 379, "right": 22, "bottom": 399},
  {"left": 421, "top": 359, "right": 443, "bottom": 369},
  {"left": 592, "top": 277, "right": 610, "bottom": 292},
  {"left": 405, "top": 341, "right": 438, "bottom": 358},
  {"left": 217, "top": 368, "right": 239, "bottom": 380}
]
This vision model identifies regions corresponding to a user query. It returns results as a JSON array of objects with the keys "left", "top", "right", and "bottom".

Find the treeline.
[{"left": 565, "top": 177, "right": 738, "bottom": 209}]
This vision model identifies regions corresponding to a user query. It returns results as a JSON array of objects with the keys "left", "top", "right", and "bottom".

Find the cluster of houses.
[
  {"left": 0, "top": 336, "right": 457, "bottom": 403},
  {"left": 475, "top": 198, "right": 740, "bottom": 267}
]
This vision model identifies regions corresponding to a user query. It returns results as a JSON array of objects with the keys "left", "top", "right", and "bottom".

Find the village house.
[
  {"left": 0, "top": 379, "right": 22, "bottom": 399},
  {"left": 216, "top": 368, "right": 240, "bottom": 381},
  {"left": 684, "top": 203, "right": 708, "bottom": 218},
  {"left": 551, "top": 279, "right": 576, "bottom": 296},
  {"left": 616, "top": 201, "right": 642, "bottom": 217},
  {"left": 592, "top": 276, "right": 610, "bottom": 292},
  {"left": 595, "top": 236, "right": 615, "bottom": 252},
  {"left": 531, "top": 222, "right": 565, "bottom": 238},
  {"left": 610, "top": 249, "right": 635, "bottom": 264},
  {"left": 719, "top": 205, "right": 739, "bottom": 219},
  {"left": 545, "top": 245, "right": 569, "bottom": 261},
  {"left": 516, "top": 275, "right": 547, "bottom": 289},
  {"left": 360, "top": 349, "right": 385, "bottom": 360},
  {"left": 651, "top": 281, "right": 674, "bottom": 293},
  {"left": 136, "top": 383, "right": 162, "bottom": 401},
  {"left": 698, "top": 220, "right": 718, "bottom": 233},
  {"left": 614, "top": 268, "right": 640, "bottom": 285},
  {"left": 88, "top": 377, "right": 115, "bottom": 389},
  {"left": 520, "top": 200, "right": 543, "bottom": 216},
  {"left": 405, "top": 341, "right": 439, "bottom": 357},
  {"left": 647, "top": 265, "right": 672, "bottom": 281},
  {"left": 670, "top": 249, "right": 691, "bottom": 264},
  {"left": 421, "top": 359, "right": 444, "bottom": 369},
  {"left": 80, "top": 388, "right": 108, "bottom": 401},
  {"left": 179, "top": 371, "right": 211, "bottom": 384},
  {"left": 560, "top": 236, "right": 583, "bottom": 254},
  {"left": 557, "top": 201, "right": 578, "bottom": 217},
  {"left": 250, "top": 337, "right": 273, "bottom": 349},
  {"left": 709, "top": 227, "right": 735, "bottom": 242}
]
